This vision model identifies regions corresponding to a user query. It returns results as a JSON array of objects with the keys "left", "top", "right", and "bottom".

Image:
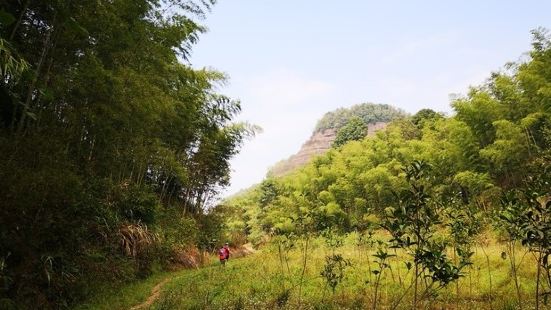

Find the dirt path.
[
  {"left": 128, "top": 244, "right": 255, "bottom": 309},
  {"left": 129, "top": 277, "right": 171, "bottom": 310}
]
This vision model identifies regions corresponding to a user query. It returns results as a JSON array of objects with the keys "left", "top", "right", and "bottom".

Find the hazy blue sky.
[{"left": 189, "top": 0, "right": 551, "bottom": 197}]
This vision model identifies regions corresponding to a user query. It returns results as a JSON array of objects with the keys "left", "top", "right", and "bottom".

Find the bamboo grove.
[
  {"left": 0, "top": 1, "right": 256, "bottom": 308},
  {"left": 221, "top": 30, "right": 551, "bottom": 309}
]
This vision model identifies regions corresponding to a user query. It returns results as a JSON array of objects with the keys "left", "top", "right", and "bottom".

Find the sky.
[{"left": 188, "top": 0, "right": 551, "bottom": 197}]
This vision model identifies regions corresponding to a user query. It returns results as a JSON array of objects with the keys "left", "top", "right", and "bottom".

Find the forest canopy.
[
  {"left": 0, "top": 0, "right": 256, "bottom": 308},
  {"left": 217, "top": 30, "right": 551, "bottom": 308},
  {"left": 222, "top": 28, "right": 551, "bottom": 250}
]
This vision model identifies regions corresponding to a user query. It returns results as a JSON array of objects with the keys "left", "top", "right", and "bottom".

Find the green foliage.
[
  {"left": 370, "top": 245, "right": 394, "bottom": 309},
  {"left": 0, "top": 0, "right": 258, "bottom": 308},
  {"left": 158, "top": 212, "right": 199, "bottom": 251},
  {"left": 411, "top": 108, "right": 445, "bottom": 129},
  {"left": 382, "top": 161, "right": 473, "bottom": 298},
  {"left": 129, "top": 234, "right": 540, "bottom": 310},
  {"left": 224, "top": 30, "right": 551, "bottom": 255},
  {"left": 498, "top": 154, "right": 551, "bottom": 308},
  {"left": 332, "top": 116, "right": 367, "bottom": 147},
  {"left": 320, "top": 254, "right": 351, "bottom": 293},
  {"left": 259, "top": 178, "right": 281, "bottom": 208},
  {"left": 0, "top": 38, "right": 27, "bottom": 79},
  {"left": 315, "top": 103, "right": 407, "bottom": 132},
  {"left": 196, "top": 211, "right": 227, "bottom": 252},
  {"left": 59, "top": 26, "right": 551, "bottom": 310}
]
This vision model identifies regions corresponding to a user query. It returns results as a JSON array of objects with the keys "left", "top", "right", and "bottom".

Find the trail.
[
  {"left": 128, "top": 244, "right": 255, "bottom": 309},
  {"left": 129, "top": 277, "right": 171, "bottom": 310}
]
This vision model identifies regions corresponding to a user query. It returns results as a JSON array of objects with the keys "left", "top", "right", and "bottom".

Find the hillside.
[
  {"left": 74, "top": 30, "right": 551, "bottom": 310},
  {"left": 119, "top": 236, "right": 534, "bottom": 310},
  {"left": 268, "top": 103, "right": 405, "bottom": 177}
]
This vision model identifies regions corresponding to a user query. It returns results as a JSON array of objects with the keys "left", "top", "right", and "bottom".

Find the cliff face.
[
  {"left": 269, "top": 129, "right": 337, "bottom": 177},
  {"left": 269, "top": 122, "right": 388, "bottom": 177}
]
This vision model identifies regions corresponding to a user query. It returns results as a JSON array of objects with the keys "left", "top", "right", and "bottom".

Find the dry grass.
[{"left": 119, "top": 222, "right": 158, "bottom": 257}]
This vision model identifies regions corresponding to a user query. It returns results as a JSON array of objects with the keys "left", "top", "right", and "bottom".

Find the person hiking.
[
  {"left": 219, "top": 243, "right": 230, "bottom": 266},
  {"left": 218, "top": 246, "right": 227, "bottom": 266},
  {"left": 223, "top": 242, "right": 230, "bottom": 261}
]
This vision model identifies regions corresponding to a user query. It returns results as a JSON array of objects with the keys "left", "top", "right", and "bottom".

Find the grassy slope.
[
  {"left": 79, "top": 233, "right": 540, "bottom": 310},
  {"left": 77, "top": 254, "right": 233, "bottom": 310},
  {"left": 74, "top": 271, "right": 171, "bottom": 310},
  {"left": 150, "top": 234, "right": 539, "bottom": 310}
]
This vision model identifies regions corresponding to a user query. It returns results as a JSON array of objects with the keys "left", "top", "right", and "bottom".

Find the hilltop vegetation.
[
  {"left": 314, "top": 103, "right": 407, "bottom": 133},
  {"left": 221, "top": 30, "right": 551, "bottom": 309}
]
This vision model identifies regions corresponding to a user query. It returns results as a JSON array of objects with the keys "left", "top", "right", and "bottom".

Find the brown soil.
[{"left": 129, "top": 277, "right": 170, "bottom": 310}]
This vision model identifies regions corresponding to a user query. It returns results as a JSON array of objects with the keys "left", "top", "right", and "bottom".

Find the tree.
[
  {"left": 411, "top": 108, "right": 444, "bottom": 129},
  {"left": 0, "top": 0, "right": 258, "bottom": 307},
  {"left": 332, "top": 116, "right": 368, "bottom": 147}
]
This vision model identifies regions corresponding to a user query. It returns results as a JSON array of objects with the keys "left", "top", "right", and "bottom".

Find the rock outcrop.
[{"left": 269, "top": 122, "right": 388, "bottom": 177}]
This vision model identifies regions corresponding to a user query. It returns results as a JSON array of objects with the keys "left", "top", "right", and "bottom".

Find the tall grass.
[{"left": 150, "top": 232, "right": 540, "bottom": 309}]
